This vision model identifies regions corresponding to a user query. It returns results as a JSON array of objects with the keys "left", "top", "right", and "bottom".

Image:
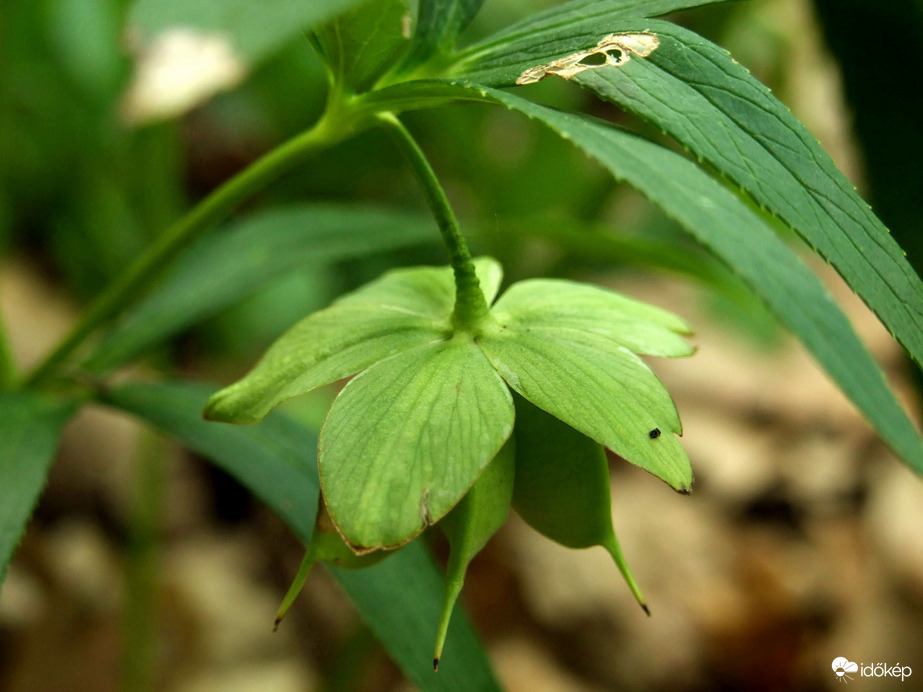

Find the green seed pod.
[
  {"left": 433, "top": 436, "right": 515, "bottom": 670},
  {"left": 512, "top": 394, "right": 649, "bottom": 614},
  {"left": 274, "top": 498, "right": 390, "bottom": 631}
]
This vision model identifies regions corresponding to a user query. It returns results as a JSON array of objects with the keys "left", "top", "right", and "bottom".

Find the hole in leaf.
[
  {"left": 606, "top": 48, "right": 624, "bottom": 62},
  {"left": 578, "top": 51, "right": 607, "bottom": 66}
]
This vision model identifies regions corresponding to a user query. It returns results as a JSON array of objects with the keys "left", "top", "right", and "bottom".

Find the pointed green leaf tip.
[
  {"left": 205, "top": 257, "right": 693, "bottom": 554},
  {"left": 274, "top": 499, "right": 391, "bottom": 631},
  {"left": 434, "top": 437, "right": 515, "bottom": 669}
]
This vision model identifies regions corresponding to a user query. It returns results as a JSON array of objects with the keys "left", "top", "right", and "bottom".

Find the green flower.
[{"left": 204, "top": 257, "right": 693, "bottom": 551}]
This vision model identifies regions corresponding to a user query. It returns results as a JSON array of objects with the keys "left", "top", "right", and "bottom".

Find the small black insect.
[{"left": 648, "top": 428, "right": 661, "bottom": 439}]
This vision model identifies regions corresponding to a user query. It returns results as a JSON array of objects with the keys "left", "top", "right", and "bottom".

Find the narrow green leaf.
[
  {"left": 572, "top": 19, "right": 923, "bottom": 373},
  {"left": 462, "top": 85, "right": 923, "bottom": 475},
  {"left": 105, "top": 381, "right": 319, "bottom": 538},
  {"left": 86, "top": 205, "right": 438, "bottom": 372},
  {"left": 104, "top": 380, "right": 500, "bottom": 690},
  {"left": 435, "top": 437, "right": 515, "bottom": 668},
  {"left": 512, "top": 395, "right": 647, "bottom": 612},
  {"left": 455, "top": 16, "right": 923, "bottom": 378},
  {"left": 320, "top": 337, "right": 514, "bottom": 549},
  {"left": 313, "top": 0, "right": 410, "bottom": 92},
  {"left": 0, "top": 393, "right": 74, "bottom": 587},
  {"left": 203, "top": 257, "right": 501, "bottom": 425},
  {"left": 401, "top": 0, "right": 486, "bottom": 70},
  {"left": 481, "top": 217, "right": 731, "bottom": 288},
  {"left": 480, "top": 321, "right": 692, "bottom": 491},
  {"left": 491, "top": 278, "right": 694, "bottom": 357},
  {"left": 449, "top": 0, "right": 731, "bottom": 82},
  {"left": 362, "top": 78, "right": 923, "bottom": 475},
  {"left": 333, "top": 542, "right": 503, "bottom": 691},
  {"left": 127, "top": 0, "right": 368, "bottom": 64}
]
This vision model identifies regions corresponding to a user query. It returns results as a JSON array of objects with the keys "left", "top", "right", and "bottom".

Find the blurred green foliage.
[{"left": 2, "top": 0, "right": 862, "bottom": 365}]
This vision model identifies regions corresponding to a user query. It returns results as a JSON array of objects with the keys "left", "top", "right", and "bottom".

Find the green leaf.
[
  {"left": 449, "top": 0, "right": 731, "bottom": 82},
  {"left": 435, "top": 437, "right": 515, "bottom": 667},
  {"left": 572, "top": 19, "right": 923, "bottom": 373},
  {"left": 363, "top": 78, "right": 923, "bottom": 475},
  {"left": 484, "top": 217, "right": 731, "bottom": 288},
  {"left": 127, "top": 0, "right": 368, "bottom": 65},
  {"left": 461, "top": 85, "right": 923, "bottom": 475},
  {"left": 104, "top": 380, "right": 501, "bottom": 690},
  {"left": 479, "top": 319, "right": 692, "bottom": 491},
  {"left": 85, "top": 205, "right": 437, "bottom": 372},
  {"left": 456, "top": 16, "right": 923, "bottom": 378},
  {"left": 203, "top": 256, "right": 502, "bottom": 425},
  {"left": 0, "top": 393, "right": 74, "bottom": 587},
  {"left": 401, "top": 0, "right": 486, "bottom": 70},
  {"left": 512, "top": 395, "right": 647, "bottom": 611},
  {"left": 333, "top": 542, "right": 503, "bottom": 691},
  {"left": 491, "top": 278, "right": 694, "bottom": 357},
  {"left": 320, "top": 336, "right": 514, "bottom": 550},
  {"left": 313, "top": 0, "right": 410, "bottom": 93}
]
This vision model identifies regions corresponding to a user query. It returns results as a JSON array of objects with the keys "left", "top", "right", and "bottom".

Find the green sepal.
[
  {"left": 478, "top": 317, "right": 693, "bottom": 492},
  {"left": 319, "top": 335, "right": 514, "bottom": 551},
  {"left": 490, "top": 278, "right": 694, "bottom": 357},
  {"left": 512, "top": 395, "right": 647, "bottom": 613},
  {"left": 203, "top": 257, "right": 502, "bottom": 424},
  {"left": 433, "top": 436, "right": 515, "bottom": 669},
  {"left": 274, "top": 499, "right": 392, "bottom": 630}
]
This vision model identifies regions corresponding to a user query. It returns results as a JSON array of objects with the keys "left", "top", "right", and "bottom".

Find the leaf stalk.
[{"left": 377, "top": 113, "right": 489, "bottom": 332}]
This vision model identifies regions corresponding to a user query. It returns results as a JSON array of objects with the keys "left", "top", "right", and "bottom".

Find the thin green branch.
[
  {"left": 22, "top": 113, "right": 355, "bottom": 389},
  {"left": 0, "top": 302, "right": 15, "bottom": 390},
  {"left": 377, "top": 113, "right": 488, "bottom": 332}
]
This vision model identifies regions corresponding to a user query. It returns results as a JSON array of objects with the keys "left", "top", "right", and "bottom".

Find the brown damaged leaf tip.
[
  {"left": 433, "top": 658, "right": 440, "bottom": 672},
  {"left": 516, "top": 32, "right": 660, "bottom": 85}
]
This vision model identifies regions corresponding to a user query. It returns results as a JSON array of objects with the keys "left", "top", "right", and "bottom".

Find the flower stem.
[
  {"left": 22, "top": 113, "right": 354, "bottom": 388},
  {"left": 377, "top": 113, "right": 488, "bottom": 332},
  {"left": 0, "top": 302, "right": 15, "bottom": 390}
]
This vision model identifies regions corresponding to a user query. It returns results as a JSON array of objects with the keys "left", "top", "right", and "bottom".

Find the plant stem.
[
  {"left": 0, "top": 301, "right": 15, "bottom": 390},
  {"left": 123, "top": 430, "right": 165, "bottom": 692},
  {"left": 377, "top": 113, "right": 489, "bottom": 332},
  {"left": 22, "top": 113, "right": 354, "bottom": 388}
]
